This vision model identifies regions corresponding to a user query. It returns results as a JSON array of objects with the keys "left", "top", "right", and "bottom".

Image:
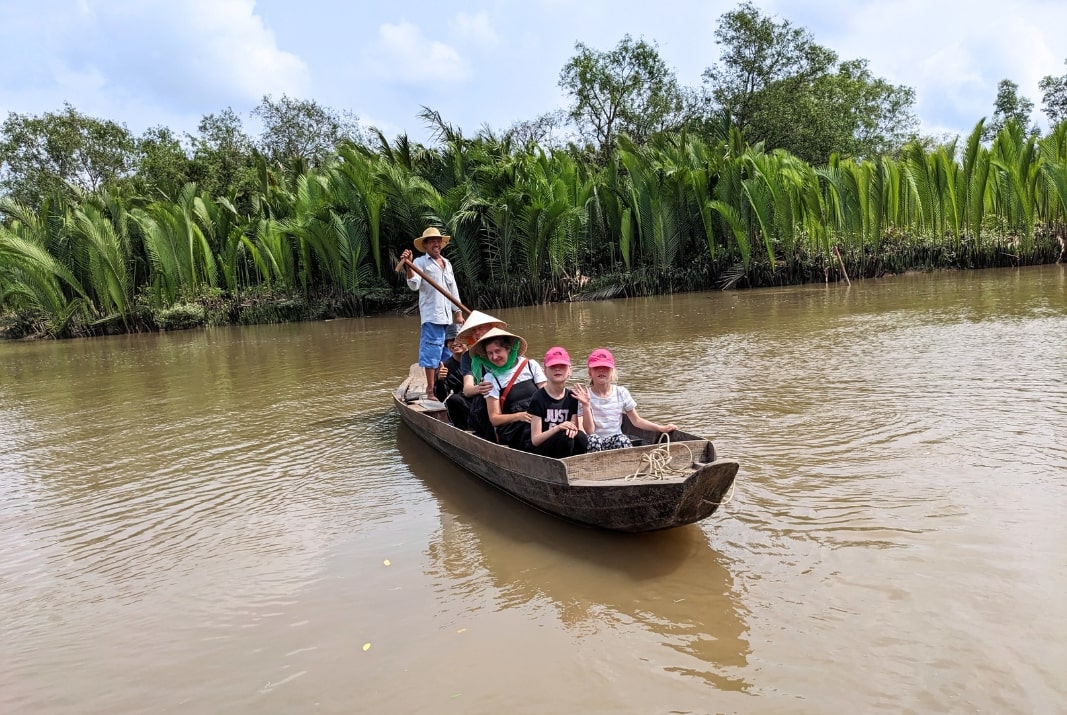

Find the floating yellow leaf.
[
  {"left": 383, "top": 559, "right": 391, "bottom": 566},
  {"left": 362, "top": 643, "right": 371, "bottom": 652},
  {"left": 457, "top": 628, "right": 467, "bottom": 634}
]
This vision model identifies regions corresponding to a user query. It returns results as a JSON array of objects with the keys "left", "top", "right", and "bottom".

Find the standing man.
[{"left": 400, "top": 226, "right": 463, "bottom": 396}]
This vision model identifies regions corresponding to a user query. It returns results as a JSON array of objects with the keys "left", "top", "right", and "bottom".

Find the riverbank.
[{"left": 2, "top": 232, "right": 1063, "bottom": 340}]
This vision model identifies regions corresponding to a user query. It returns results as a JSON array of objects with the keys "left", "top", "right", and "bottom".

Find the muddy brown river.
[{"left": 2, "top": 265, "right": 1065, "bottom": 714}]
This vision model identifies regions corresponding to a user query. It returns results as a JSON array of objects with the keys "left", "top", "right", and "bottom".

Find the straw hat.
[
  {"left": 413, "top": 226, "right": 450, "bottom": 253},
  {"left": 455, "top": 310, "right": 507, "bottom": 347},
  {"left": 471, "top": 327, "right": 528, "bottom": 360}
]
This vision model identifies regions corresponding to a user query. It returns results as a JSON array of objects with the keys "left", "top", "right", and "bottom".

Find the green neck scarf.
[{"left": 472, "top": 340, "right": 521, "bottom": 381}]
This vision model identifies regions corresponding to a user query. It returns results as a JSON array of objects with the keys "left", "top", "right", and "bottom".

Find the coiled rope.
[
  {"left": 625, "top": 432, "right": 694, "bottom": 481},
  {"left": 624, "top": 433, "right": 739, "bottom": 508}
]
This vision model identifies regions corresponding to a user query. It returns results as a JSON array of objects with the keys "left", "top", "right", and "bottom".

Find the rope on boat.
[
  {"left": 701, "top": 477, "right": 737, "bottom": 507},
  {"left": 625, "top": 432, "right": 694, "bottom": 481}
]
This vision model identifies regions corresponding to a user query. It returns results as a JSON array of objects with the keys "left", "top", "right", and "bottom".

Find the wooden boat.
[{"left": 393, "top": 365, "right": 739, "bottom": 533}]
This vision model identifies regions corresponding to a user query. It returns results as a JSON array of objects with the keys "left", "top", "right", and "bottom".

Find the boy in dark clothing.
[
  {"left": 527, "top": 346, "right": 591, "bottom": 458},
  {"left": 434, "top": 324, "right": 465, "bottom": 405}
]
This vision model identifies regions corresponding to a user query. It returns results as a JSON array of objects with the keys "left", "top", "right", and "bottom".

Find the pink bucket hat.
[
  {"left": 544, "top": 346, "right": 571, "bottom": 367},
  {"left": 586, "top": 348, "right": 615, "bottom": 369}
]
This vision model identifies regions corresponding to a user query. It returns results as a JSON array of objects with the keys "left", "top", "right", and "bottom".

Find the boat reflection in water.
[{"left": 396, "top": 424, "right": 751, "bottom": 691}]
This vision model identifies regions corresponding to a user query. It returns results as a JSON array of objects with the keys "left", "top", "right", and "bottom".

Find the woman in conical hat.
[
  {"left": 470, "top": 327, "right": 528, "bottom": 375},
  {"left": 441, "top": 311, "right": 508, "bottom": 432},
  {"left": 470, "top": 328, "right": 545, "bottom": 449}
]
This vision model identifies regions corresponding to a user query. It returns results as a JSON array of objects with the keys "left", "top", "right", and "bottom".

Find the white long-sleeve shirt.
[{"left": 406, "top": 254, "right": 461, "bottom": 325}]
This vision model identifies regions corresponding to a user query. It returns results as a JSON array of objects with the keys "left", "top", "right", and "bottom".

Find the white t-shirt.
[
  {"left": 588, "top": 385, "right": 637, "bottom": 437},
  {"left": 485, "top": 359, "right": 546, "bottom": 400}
]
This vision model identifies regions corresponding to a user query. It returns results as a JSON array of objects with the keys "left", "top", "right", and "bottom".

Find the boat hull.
[{"left": 393, "top": 391, "right": 738, "bottom": 533}]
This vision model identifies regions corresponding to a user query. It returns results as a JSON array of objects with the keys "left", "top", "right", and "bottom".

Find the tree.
[
  {"left": 187, "top": 108, "right": 256, "bottom": 200},
  {"left": 984, "top": 79, "right": 1036, "bottom": 140},
  {"left": 819, "top": 59, "right": 918, "bottom": 159},
  {"left": 133, "top": 126, "right": 193, "bottom": 200},
  {"left": 252, "top": 95, "right": 364, "bottom": 167},
  {"left": 1039, "top": 60, "right": 1067, "bottom": 126},
  {"left": 559, "top": 35, "right": 687, "bottom": 160},
  {"left": 703, "top": 2, "right": 836, "bottom": 133},
  {"left": 506, "top": 110, "right": 571, "bottom": 151},
  {"left": 700, "top": 2, "right": 917, "bottom": 163},
  {"left": 0, "top": 103, "right": 136, "bottom": 206}
]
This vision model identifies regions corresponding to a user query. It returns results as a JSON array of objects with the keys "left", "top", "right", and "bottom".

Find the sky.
[{"left": 2, "top": 0, "right": 1066, "bottom": 146}]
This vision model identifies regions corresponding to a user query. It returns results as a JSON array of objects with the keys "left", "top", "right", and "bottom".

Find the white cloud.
[
  {"left": 452, "top": 11, "right": 498, "bottom": 47},
  {"left": 374, "top": 21, "right": 470, "bottom": 85},
  {"left": 181, "top": 0, "right": 309, "bottom": 101},
  {"left": 4, "top": 0, "right": 1067, "bottom": 143},
  {"left": 762, "top": 0, "right": 1067, "bottom": 137},
  {"left": 0, "top": 0, "right": 308, "bottom": 132}
]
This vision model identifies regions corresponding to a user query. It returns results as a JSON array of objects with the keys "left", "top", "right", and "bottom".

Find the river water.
[{"left": 2, "top": 265, "right": 1065, "bottom": 714}]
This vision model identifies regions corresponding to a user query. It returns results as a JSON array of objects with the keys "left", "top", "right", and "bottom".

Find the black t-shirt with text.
[{"left": 527, "top": 387, "right": 579, "bottom": 431}]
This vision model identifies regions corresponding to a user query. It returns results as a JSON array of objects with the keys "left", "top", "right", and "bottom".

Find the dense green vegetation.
[{"left": 2, "top": 4, "right": 1066, "bottom": 339}]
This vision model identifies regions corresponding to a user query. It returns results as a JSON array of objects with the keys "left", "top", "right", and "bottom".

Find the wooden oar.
[{"left": 395, "top": 257, "right": 471, "bottom": 316}]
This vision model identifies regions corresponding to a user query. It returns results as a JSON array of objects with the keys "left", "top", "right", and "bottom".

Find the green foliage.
[
  {"left": 187, "top": 108, "right": 257, "bottom": 202},
  {"left": 252, "top": 95, "right": 364, "bottom": 167},
  {"left": 705, "top": 2, "right": 836, "bottom": 129},
  {"left": 0, "top": 199, "right": 90, "bottom": 337},
  {"left": 155, "top": 301, "right": 207, "bottom": 331},
  {"left": 0, "top": 103, "right": 136, "bottom": 207},
  {"left": 700, "top": 3, "right": 917, "bottom": 163},
  {"left": 1039, "top": 61, "right": 1067, "bottom": 125},
  {"left": 984, "top": 80, "right": 1037, "bottom": 140},
  {"left": 132, "top": 126, "right": 194, "bottom": 199},
  {"left": 3, "top": 83, "right": 1067, "bottom": 340},
  {"left": 559, "top": 35, "right": 687, "bottom": 160}
]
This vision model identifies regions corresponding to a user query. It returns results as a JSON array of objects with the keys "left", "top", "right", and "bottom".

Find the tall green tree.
[
  {"left": 984, "top": 79, "right": 1036, "bottom": 140},
  {"left": 703, "top": 2, "right": 836, "bottom": 134},
  {"left": 252, "top": 94, "right": 364, "bottom": 167},
  {"left": 507, "top": 110, "right": 570, "bottom": 151},
  {"left": 828, "top": 59, "right": 918, "bottom": 159},
  {"left": 1039, "top": 60, "right": 1067, "bottom": 125},
  {"left": 559, "top": 35, "right": 687, "bottom": 160},
  {"left": 701, "top": 2, "right": 916, "bottom": 163},
  {"left": 0, "top": 104, "right": 136, "bottom": 207},
  {"left": 188, "top": 108, "right": 256, "bottom": 200},
  {"left": 133, "top": 126, "right": 193, "bottom": 199}
]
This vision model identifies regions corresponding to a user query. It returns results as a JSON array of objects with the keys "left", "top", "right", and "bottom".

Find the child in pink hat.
[
  {"left": 585, "top": 348, "right": 676, "bottom": 451},
  {"left": 526, "top": 347, "right": 591, "bottom": 458}
]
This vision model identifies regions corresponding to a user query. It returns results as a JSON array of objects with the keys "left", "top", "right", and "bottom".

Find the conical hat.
[
  {"left": 471, "top": 327, "right": 528, "bottom": 359},
  {"left": 455, "top": 310, "right": 507, "bottom": 347}
]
